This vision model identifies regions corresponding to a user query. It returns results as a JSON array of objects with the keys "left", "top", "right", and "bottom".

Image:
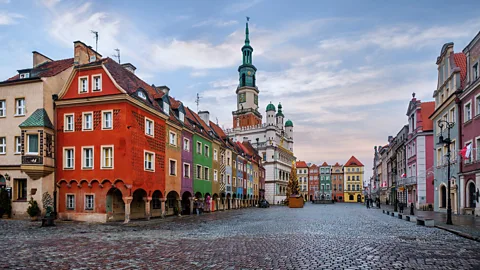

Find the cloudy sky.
[{"left": 1, "top": 0, "right": 480, "bottom": 179}]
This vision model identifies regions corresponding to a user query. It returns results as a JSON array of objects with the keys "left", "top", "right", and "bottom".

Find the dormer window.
[
  {"left": 19, "top": 73, "right": 30, "bottom": 79},
  {"left": 137, "top": 91, "right": 146, "bottom": 99},
  {"left": 179, "top": 111, "right": 184, "bottom": 122},
  {"left": 92, "top": 74, "right": 102, "bottom": 92},
  {"left": 163, "top": 101, "right": 169, "bottom": 114},
  {"left": 473, "top": 63, "right": 478, "bottom": 80},
  {"left": 79, "top": 76, "right": 88, "bottom": 93}
]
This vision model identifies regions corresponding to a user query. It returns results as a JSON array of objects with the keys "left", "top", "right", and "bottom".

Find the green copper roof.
[
  {"left": 285, "top": 119, "right": 293, "bottom": 127},
  {"left": 266, "top": 102, "right": 276, "bottom": 112},
  {"left": 276, "top": 103, "right": 283, "bottom": 117},
  {"left": 19, "top": 108, "right": 54, "bottom": 129}
]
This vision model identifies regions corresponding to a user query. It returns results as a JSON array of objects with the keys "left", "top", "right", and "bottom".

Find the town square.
[{"left": 1, "top": 0, "right": 480, "bottom": 269}]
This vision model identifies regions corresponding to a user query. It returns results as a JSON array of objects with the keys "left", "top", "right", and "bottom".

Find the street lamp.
[{"left": 437, "top": 119, "right": 455, "bottom": 225}]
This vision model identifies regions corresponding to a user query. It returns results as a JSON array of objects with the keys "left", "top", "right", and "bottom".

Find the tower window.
[{"left": 241, "top": 73, "right": 246, "bottom": 86}]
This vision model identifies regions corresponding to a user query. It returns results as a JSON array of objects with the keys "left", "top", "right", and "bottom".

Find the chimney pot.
[{"left": 198, "top": 111, "right": 210, "bottom": 125}]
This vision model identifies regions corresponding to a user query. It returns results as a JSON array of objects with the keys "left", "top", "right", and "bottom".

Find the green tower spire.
[{"left": 238, "top": 16, "right": 257, "bottom": 88}]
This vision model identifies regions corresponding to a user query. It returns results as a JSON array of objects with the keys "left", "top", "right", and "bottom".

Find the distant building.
[
  {"left": 296, "top": 161, "right": 309, "bottom": 200},
  {"left": 344, "top": 156, "right": 364, "bottom": 203}
]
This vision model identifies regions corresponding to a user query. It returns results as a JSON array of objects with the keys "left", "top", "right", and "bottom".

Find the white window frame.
[
  {"left": 204, "top": 167, "right": 209, "bottom": 180},
  {"left": 145, "top": 117, "right": 154, "bottom": 137},
  {"left": 179, "top": 111, "right": 184, "bottom": 122},
  {"left": 92, "top": 74, "right": 102, "bottom": 92},
  {"left": 82, "top": 112, "right": 93, "bottom": 131},
  {"left": 196, "top": 142, "right": 202, "bottom": 154},
  {"left": 101, "top": 110, "right": 113, "bottom": 130},
  {"left": 449, "top": 107, "right": 456, "bottom": 123},
  {"left": 14, "top": 136, "right": 21, "bottom": 154},
  {"left": 84, "top": 194, "right": 94, "bottom": 210},
  {"left": 0, "top": 100, "right": 5, "bottom": 117},
  {"left": 169, "top": 158, "right": 177, "bottom": 176},
  {"left": 64, "top": 113, "right": 74, "bottom": 132},
  {"left": 63, "top": 147, "right": 75, "bottom": 169},
  {"left": 0, "top": 137, "right": 5, "bottom": 154},
  {"left": 465, "top": 140, "right": 473, "bottom": 164},
  {"left": 78, "top": 76, "right": 89, "bottom": 94},
  {"left": 26, "top": 133, "right": 39, "bottom": 155},
  {"left": 464, "top": 101, "right": 472, "bottom": 122},
  {"left": 144, "top": 150, "right": 155, "bottom": 171},
  {"left": 183, "top": 163, "right": 190, "bottom": 178},
  {"left": 183, "top": 138, "right": 190, "bottom": 152},
  {"left": 163, "top": 101, "right": 170, "bottom": 114},
  {"left": 214, "top": 170, "right": 218, "bottom": 181},
  {"left": 475, "top": 136, "right": 480, "bottom": 161},
  {"left": 196, "top": 165, "right": 202, "bottom": 179},
  {"left": 476, "top": 93, "right": 480, "bottom": 117},
  {"left": 15, "top": 98, "right": 25, "bottom": 116},
  {"left": 101, "top": 145, "right": 114, "bottom": 169},
  {"left": 81, "top": 146, "right": 94, "bottom": 170},
  {"left": 204, "top": 145, "right": 209, "bottom": 157},
  {"left": 214, "top": 149, "right": 218, "bottom": 161},
  {"left": 169, "top": 131, "right": 177, "bottom": 146},
  {"left": 66, "top": 194, "right": 75, "bottom": 210}
]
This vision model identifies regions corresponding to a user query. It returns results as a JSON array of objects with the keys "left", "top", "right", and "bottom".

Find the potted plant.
[
  {"left": 0, "top": 188, "right": 11, "bottom": 218},
  {"left": 27, "top": 198, "right": 41, "bottom": 221}
]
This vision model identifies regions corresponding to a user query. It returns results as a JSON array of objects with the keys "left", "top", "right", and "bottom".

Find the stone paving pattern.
[{"left": 1, "top": 203, "right": 480, "bottom": 269}]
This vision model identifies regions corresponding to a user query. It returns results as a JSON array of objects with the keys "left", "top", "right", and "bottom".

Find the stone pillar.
[
  {"left": 123, "top": 196, "right": 133, "bottom": 224},
  {"left": 189, "top": 197, "right": 194, "bottom": 215},
  {"left": 177, "top": 199, "right": 182, "bottom": 216},
  {"left": 144, "top": 197, "right": 152, "bottom": 220},
  {"left": 161, "top": 198, "right": 166, "bottom": 218}
]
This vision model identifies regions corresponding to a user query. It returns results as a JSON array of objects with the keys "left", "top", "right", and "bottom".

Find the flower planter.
[{"left": 288, "top": 196, "right": 304, "bottom": 208}]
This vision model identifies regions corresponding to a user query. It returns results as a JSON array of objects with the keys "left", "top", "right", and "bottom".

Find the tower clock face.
[
  {"left": 247, "top": 71, "right": 251, "bottom": 75},
  {"left": 239, "top": 93, "right": 246, "bottom": 103}
]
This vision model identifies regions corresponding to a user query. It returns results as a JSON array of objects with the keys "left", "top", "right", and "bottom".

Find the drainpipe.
[{"left": 52, "top": 94, "right": 58, "bottom": 218}]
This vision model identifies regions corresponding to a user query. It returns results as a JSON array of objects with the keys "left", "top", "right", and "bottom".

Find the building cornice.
[
  {"left": 0, "top": 77, "right": 43, "bottom": 87},
  {"left": 429, "top": 94, "right": 456, "bottom": 119}
]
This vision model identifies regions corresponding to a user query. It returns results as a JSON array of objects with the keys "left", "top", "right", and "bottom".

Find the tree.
[
  {"left": 286, "top": 161, "right": 300, "bottom": 204},
  {"left": 27, "top": 198, "right": 41, "bottom": 218},
  {"left": 42, "top": 192, "right": 53, "bottom": 211}
]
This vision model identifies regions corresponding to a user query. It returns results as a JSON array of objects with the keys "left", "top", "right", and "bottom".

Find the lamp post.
[{"left": 437, "top": 120, "right": 455, "bottom": 225}]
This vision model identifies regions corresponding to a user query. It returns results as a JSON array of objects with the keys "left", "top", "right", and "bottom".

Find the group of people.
[{"left": 365, "top": 196, "right": 381, "bottom": 209}]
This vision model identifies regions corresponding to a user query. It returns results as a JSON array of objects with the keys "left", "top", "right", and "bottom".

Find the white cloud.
[
  {"left": 42, "top": 0, "right": 60, "bottom": 8},
  {"left": 193, "top": 18, "right": 238, "bottom": 28},
  {"left": 223, "top": 0, "right": 263, "bottom": 14},
  {"left": 190, "top": 70, "right": 208, "bottom": 77},
  {"left": 0, "top": 12, "right": 23, "bottom": 25}
]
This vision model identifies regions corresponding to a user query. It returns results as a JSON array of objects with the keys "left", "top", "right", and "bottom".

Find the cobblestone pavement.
[{"left": 2, "top": 203, "right": 480, "bottom": 270}]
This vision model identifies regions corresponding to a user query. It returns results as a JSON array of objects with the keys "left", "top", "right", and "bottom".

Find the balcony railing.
[{"left": 22, "top": 155, "right": 43, "bottom": 165}]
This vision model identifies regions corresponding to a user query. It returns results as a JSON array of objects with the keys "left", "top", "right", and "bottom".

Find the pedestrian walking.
[
  {"left": 366, "top": 198, "right": 370, "bottom": 209},
  {"left": 194, "top": 200, "right": 200, "bottom": 216}
]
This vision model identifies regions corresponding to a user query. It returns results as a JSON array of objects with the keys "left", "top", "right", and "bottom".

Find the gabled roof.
[
  {"left": 453, "top": 53, "right": 467, "bottom": 88},
  {"left": 19, "top": 109, "right": 54, "bottom": 129},
  {"left": 321, "top": 162, "right": 329, "bottom": 166},
  {"left": 308, "top": 164, "right": 318, "bottom": 168},
  {"left": 334, "top": 162, "right": 341, "bottom": 166},
  {"left": 296, "top": 161, "right": 308, "bottom": 168},
  {"left": 344, "top": 156, "right": 364, "bottom": 167},
  {"left": 5, "top": 58, "right": 73, "bottom": 82}
]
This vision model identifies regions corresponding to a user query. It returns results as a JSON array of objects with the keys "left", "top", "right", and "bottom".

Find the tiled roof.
[
  {"left": 296, "top": 161, "right": 308, "bottom": 168},
  {"left": 344, "top": 156, "right": 364, "bottom": 167},
  {"left": 19, "top": 108, "right": 54, "bottom": 129},
  {"left": 334, "top": 162, "right": 341, "bottom": 166},
  {"left": 321, "top": 162, "right": 329, "bottom": 166},
  {"left": 5, "top": 58, "right": 73, "bottom": 82},
  {"left": 308, "top": 164, "right": 318, "bottom": 168},
  {"left": 420, "top": 101, "right": 435, "bottom": 131},
  {"left": 453, "top": 53, "right": 467, "bottom": 88}
]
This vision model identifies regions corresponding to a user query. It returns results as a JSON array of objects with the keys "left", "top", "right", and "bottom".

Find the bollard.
[{"left": 410, "top": 203, "right": 414, "bottom": 216}]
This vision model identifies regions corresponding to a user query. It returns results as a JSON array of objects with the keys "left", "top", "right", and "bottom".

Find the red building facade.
[
  {"left": 55, "top": 43, "right": 168, "bottom": 222},
  {"left": 308, "top": 164, "right": 319, "bottom": 201}
]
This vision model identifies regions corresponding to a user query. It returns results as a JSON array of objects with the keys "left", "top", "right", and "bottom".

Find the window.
[
  {"left": 163, "top": 101, "right": 170, "bottom": 114},
  {"left": 144, "top": 151, "right": 154, "bottom": 171},
  {"left": 169, "top": 159, "right": 177, "bottom": 175},
  {"left": 0, "top": 100, "right": 5, "bottom": 117},
  {"left": 92, "top": 75, "right": 102, "bottom": 91},
  {"left": 232, "top": 176, "right": 235, "bottom": 185},
  {"left": 183, "top": 138, "right": 190, "bottom": 151},
  {"left": 64, "top": 148, "right": 74, "bottom": 169},
  {"left": 102, "top": 111, "right": 112, "bottom": 129},
  {"left": 83, "top": 112, "right": 93, "bottom": 131},
  {"left": 356, "top": 176, "right": 359, "bottom": 181},
  {"left": 214, "top": 170, "right": 218, "bottom": 181},
  {"left": 179, "top": 111, "right": 184, "bottom": 122},
  {"left": 101, "top": 146, "right": 113, "bottom": 168},
  {"left": 27, "top": 134, "right": 39, "bottom": 155},
  {"left": 204, "top": 145, "right": 209, "bottom": 157},
  {"left": 137, "top": 91, "right": 146, "bottom": 99},
  {"left": 15, "top": 179, "right": 27, "bottom": 201},
  {"left": 356, "top": 184, "right": 360, "bottom": 191},
  {"left": 465, "top": 142, "right": 473, "bottom": 164},
  {"left": 326, "top": 184, "right": 330, "bottom": 190},
  {"left": 474, "top": 63, "right": 479, "bottom": 80},
  {"left": 196, "top": 165, "right": 202, "bottom": 179},
  {"left": 450, "top": 107, "right": 456, "bottom": 123},
  {"left": 67, "top": 194, "right": 75, "bottom": 210},
  {"left": 145, "top": 118, "right": 154, "bottom": 136},
  {"left": 476, "top": 137, "right": 480, "bottom": 160},
  {"left": 476, "top": 94, "right": 480, "bottom": 116},
  {"left": 15, "top": 98, "right": 25, "bottom": 116},
  {"left": 204, "top": 167, "right": 209, "bottom": 180},
  {"left": 450, "top": 140, "right": 456, "bottom": 162},
  {"left": 0, "top": 137, "right": 5, "bottom": 154},
  {"left": 339, "top": 184, "right": 342, "bottom": 191},
  {"left": 196, "top": 142, "right": 202, "bottom": 154},
  {"left": 19, "top": 73, "right": 29, "bottom": 79},
  {"left": 183, "top": 163, "right": 190, "bottom": 178},
  {"left": 169, "top": 131, "right": 177, "bottom": 146},
  {"left": 82, "top": 147, "right": 94, "bottom": 169},
  {"left": 15, "top": 136, "right": 21, "bottom": 154},
  {"left": 321, "top": 184, "right": 324, "bottom": 190},
  {"left": 79, "top": 77, "right": 88, "bottom": 93},
  {"left": 64, "top": 114, "right": 74, "bottom": 131},
  {"left": 347, "top": 184, "right": 350, "bottom": 191},
  {"left": 465, "top": 102, "right": 472, "bottom": 122},
  {"left": 214, "top": 149, "right": 218, "bottom": 161},
  {"left": 348, "top": 176, "right": 350, "bottom": 181},
  {"left": 85, "top": 195, "right": 94, "bottom": 210}
]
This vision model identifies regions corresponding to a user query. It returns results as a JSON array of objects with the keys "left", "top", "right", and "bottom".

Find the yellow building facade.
[{"left": 343, "top": 156, "right": 364, "bottom": 203}]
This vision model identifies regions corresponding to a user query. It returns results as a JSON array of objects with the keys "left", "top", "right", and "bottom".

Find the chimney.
[
  {"left": 73, "top": 41, "right": 102, "bottom": 66},
  {"left": 121, "top": 63, "right": 136, "bottom": 74},
  {"left": 32, "top": 51, "right": 52, "bottom": 68},
  {"left": 388, "top": 136, "right": 393, "bottom": 142},
  {"left": 155, "top": 86, "right": 170, "bottom": 96},
  {"left": 198, "top": 110, "right": 210, "bottom": 125}
]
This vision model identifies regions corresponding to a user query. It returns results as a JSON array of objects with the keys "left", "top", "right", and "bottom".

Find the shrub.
[{"left": 27, "top": 198, "right": 41, "bottom": 218}]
